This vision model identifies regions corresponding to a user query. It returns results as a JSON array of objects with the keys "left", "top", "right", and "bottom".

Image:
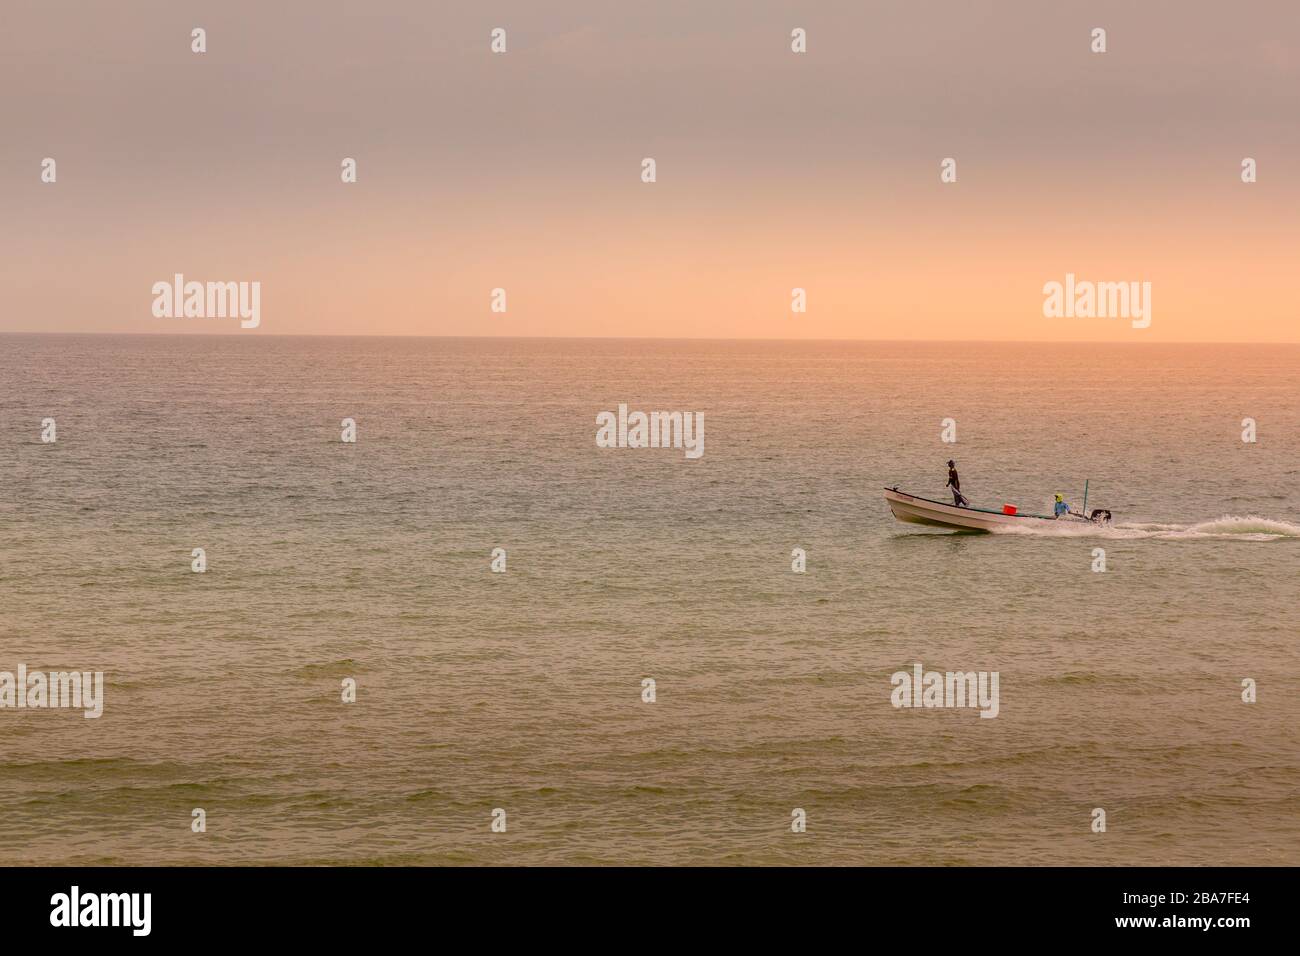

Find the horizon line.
[{"left": 1, "top": 331, "right": 1297, "bottom": 346}]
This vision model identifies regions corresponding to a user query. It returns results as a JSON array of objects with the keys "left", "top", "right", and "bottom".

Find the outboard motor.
[{"left": 1089, "top": 509, "right": 1112, "bottom": 525}]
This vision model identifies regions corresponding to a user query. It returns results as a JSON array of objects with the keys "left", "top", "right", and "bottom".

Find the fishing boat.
[{"left": 884, "top": 486, "right": 1112, "bottom": 533}]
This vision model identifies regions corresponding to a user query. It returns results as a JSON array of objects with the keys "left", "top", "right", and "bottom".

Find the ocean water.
[{"left": 0, "top": 334, "right": 1296, "bottom": 866}]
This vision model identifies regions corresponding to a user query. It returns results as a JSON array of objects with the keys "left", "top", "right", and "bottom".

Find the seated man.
[{"left": 1053, "top": 494, "right": 1071, "bottom": 517}]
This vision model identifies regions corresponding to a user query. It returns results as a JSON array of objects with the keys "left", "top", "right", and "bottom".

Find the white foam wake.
[{"left": 989, "top": 514, "right": 1300, "bottom": 540}]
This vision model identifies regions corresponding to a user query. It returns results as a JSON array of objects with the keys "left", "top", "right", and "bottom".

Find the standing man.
[{"left": 946, "top": 460, "right": 969, "bottom": 507}]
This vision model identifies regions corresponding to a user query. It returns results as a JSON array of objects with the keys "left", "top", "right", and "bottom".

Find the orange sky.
[{"left": 2, "top": 0, "right": 1297, "bottom": 341}]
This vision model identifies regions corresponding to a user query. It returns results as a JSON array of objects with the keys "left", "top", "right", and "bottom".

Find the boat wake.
[{"left": 989, "top": 514, "right": 1300, "bottom": 541}]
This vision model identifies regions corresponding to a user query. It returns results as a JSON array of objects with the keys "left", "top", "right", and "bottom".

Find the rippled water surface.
[{"left": 1, "top": 335, "right": 1296, "bottom": 865}]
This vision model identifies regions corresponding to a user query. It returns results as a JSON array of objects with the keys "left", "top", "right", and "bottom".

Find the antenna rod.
[{"left": 1082, "top": 479, "right": 1089, "bottom": 518}]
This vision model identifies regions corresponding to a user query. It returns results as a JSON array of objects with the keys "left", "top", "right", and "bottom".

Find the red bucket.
[{"left": 1002, "top": 504, "right": 1018, "bottom": 515}]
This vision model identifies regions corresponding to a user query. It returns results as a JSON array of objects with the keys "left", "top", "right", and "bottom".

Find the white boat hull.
[{"left": 884, "top": 488, "right": 1095, "bottom": 533}]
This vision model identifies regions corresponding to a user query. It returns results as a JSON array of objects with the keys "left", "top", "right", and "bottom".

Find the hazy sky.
[{"left": 2, "top": 0, "right": 1297, "bottom": 340}]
